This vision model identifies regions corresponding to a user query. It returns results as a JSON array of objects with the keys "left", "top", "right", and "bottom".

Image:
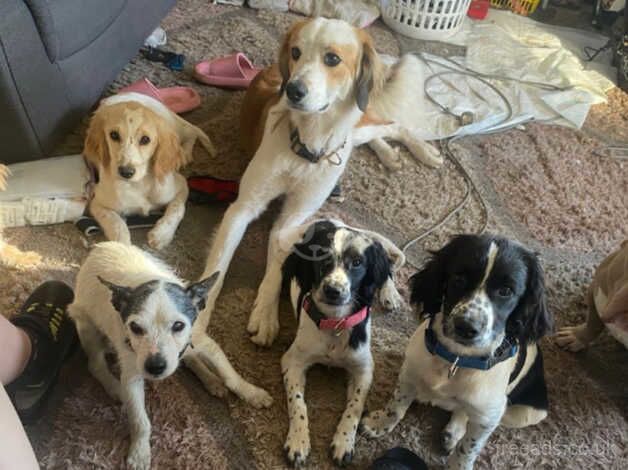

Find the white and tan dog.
[
  {"left": 83, "top": 93, "right": 214, "bottom": 250},
  {"left": 188, "top": 19, "right": 437, "bottom": 387},
  {"left": 557, "top": 240, "right": 628, "bottom": 350},
  {"left": 69, "top": 242, "right": 272, "bottom": 470}
]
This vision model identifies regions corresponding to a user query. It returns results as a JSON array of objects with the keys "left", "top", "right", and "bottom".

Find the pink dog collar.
[{"left": 302, "top": 294, "right": 369, "bottom": 331}]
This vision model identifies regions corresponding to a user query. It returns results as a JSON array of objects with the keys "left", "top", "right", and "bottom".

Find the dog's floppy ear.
[
  {"left": 98, "top": 276, "right": 133, "bottom": 315},
  {"left": 365, "top": 240, "right": 392, "bottom": 289},
  {"left": 282, "top": 220, "right": 336, "bottom": 293},
  {"left": 506, "top": 251, "right": 554, "bottom": 342},
  {"left": 355, "top": 31, "right": 383, "bottom": 112},
  {"left": 153, "top": 119, "right": 187, "bottom": 182},
  {"left": 409, "top": 245, "right": 453, "bottom": 316},
  {"left": 84, "top": 111, "right": 110, "bottom": 169},
  {"left": 186, "top": 271, "right": 220, "bottom": 312}
]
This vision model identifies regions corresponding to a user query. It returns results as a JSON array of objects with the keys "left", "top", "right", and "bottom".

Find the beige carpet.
[{"left": 2, "top": 1, "right": 627, "bottom": 469}]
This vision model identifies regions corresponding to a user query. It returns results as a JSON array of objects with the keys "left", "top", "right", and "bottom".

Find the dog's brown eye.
[
  {"left": 497, "top": 287, "right": 513, "bottom": 298},
  {"left": 172, "top": 321, "right": 185, "bottom": 333},
  {"left": 129, "top": 321, "right": 145, "bottom": 336},
  {"left": 109, "top": 131, "right": 120, "bottom": 141},
  {"left": 139, "top": 135, "right": 150, "bottom": 145},
  {"left": 324, "top": 52, "right": 341, "bottom": 67},
  {"left": 351, "top": 258, "right": 362, "bottom": 268},
  {"left": 291, "top": 47, "right": 301, "bottom": 61}
]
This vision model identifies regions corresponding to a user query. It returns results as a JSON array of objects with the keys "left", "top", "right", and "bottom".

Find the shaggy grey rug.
[{"left": 2, "top": 1, "right": 627, "bottom": 469}]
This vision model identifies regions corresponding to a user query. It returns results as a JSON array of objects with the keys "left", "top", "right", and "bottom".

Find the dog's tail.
[{"left": 195, "top": 127, "right": 216, "bottom": 158}]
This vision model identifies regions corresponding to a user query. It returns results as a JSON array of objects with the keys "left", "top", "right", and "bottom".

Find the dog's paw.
[
  {"left": 555, "top": 325, "right": 589, "bottom": 352},
  {"left": 379, "top": 279, "right": 403, "bottom": 311},
  {"left": 126, "top": 438, "right": 151, "bottom": 470},
  {"left": 359, "top": 410, "right": 391, "bottom": 438},
  {"left": 239, "top": 383, "right": 273, "bottom": 409},
  {"left": 248, "top": 304, "right": 279, "bottom": 347},
  {"left": 417, "top": 141, "right": 443, "bottom": 168},
  {"left": 330, "top": 434, "right": 355, "bottom": 467},
  {"left": 441, "top": 430, "right": 464, "bottom": 455},
  {"left": 284, "top": 427, "right": 310, "bottom": 467},
  {"left": 147, "top": 223, "right": 174, "bottom": 251}
]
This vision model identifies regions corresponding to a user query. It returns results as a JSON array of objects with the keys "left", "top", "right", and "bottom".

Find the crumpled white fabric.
[
  {"left": 290, "top": 0, "right": 380, "bottom": 28},
  {"left": 409, "top": 10, "right": 615, "bottom": 140}
]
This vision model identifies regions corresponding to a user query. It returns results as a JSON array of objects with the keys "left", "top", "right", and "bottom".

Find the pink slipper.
[
  {"left": 193, "top": 53, "right": 262, "bottom": 90},
  {"left": 118, "top": 78, "right": 201, "bottom": 113}
]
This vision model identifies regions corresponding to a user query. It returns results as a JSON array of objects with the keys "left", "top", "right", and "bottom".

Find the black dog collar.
[{"left": 289, "top": 126, "right": 345, "bottom": 165}]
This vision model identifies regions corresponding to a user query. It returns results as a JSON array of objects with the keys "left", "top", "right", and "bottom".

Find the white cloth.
[{"left": 409, "top": 10, "right": 615, "bottom": 140}]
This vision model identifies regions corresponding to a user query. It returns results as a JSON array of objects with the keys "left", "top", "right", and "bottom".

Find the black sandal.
[{"left": 5, "top": 281, "right": 76, "bottom": 423}]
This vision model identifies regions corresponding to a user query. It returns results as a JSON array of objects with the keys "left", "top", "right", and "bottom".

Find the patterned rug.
[{"left": 2, "top": 1, "right": 627, "bottom": 469}]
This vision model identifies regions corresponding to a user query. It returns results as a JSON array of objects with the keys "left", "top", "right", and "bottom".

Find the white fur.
[{"left": 89, "top": 93, "right": 214, "bottom": 250}]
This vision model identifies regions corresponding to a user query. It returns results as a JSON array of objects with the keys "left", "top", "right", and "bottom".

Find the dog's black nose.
[
  {"left": 454, "top": 318, "right": 480, "bottom": 339},
  {"left": 118, "top": 166, "right": 136, "bottom": 179},
  {"left": 286, "top": 80, "right": 308, "bottom": 103},
  {"left": 144, "top": 354, "right": 167, "bottom": 376},
  {"left": 323, "top": 284, "right": 342, "bottom": 302}
]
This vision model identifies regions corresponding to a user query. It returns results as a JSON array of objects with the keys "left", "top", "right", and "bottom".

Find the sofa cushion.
[{"left": 24, "top": 0, "right": 127, "bottom": 62}]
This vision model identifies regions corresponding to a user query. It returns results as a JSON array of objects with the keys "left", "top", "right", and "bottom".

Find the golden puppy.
[{"left": 84, "top": 93, "right": 214, "bottom": 250}]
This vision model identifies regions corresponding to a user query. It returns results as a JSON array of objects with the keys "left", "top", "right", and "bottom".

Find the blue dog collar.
[{"left": 424, "top": 318, "right": 518, "bottom": 377}]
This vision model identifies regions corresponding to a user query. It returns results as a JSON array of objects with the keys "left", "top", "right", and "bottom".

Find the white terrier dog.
[{"left": 69, "top": 242, "right": 271, "bottom": 470}]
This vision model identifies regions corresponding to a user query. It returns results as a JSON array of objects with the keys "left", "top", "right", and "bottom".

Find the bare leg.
[
  {"left": 147, "top": 174, "right": 189, "bottom": 250},
  {"left": 556, "top": 287, "right": 605, "bottom": 352},
  {"left": 90, "top": 201, "right": 131, "bottom": 245},
  {"left": 330, "top": 363, "right": 373, "bottom": 466},
  {"left": 0, "top": 315, "right": 31, "bottom": 385},
  {"left": 0, "top": 385, "right": 38, "bottom": 470}
]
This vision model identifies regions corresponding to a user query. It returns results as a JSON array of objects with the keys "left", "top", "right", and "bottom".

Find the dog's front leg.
[
  {"left": 90, "top": 201, "right": 131, "bottom": 244},
  {"left": 148, "top": 174, "right": 189, "bottom": 250},
  {"left": 281, "top": 348, "right": 312, "bottom": 467},
  {"left": 331, "top": 363, "right": 373, "bottom": 466},
  {"left": 360, "top": 362, "right": 416, "bottom": 438},
  {"left": 247, "top": 253, "right": 283, "bottom": 346},
  {"left": 121, "top": 372, "right": 151, "bottom": 470},
  {"left": 353, "top": 123, "right": 442, "bottom": 169},
  {"left": 447, "top": 413, "right": 502, "bottom": 470},
  {"left": 190, "top": 334, "right": 272, "bottom": 408}
]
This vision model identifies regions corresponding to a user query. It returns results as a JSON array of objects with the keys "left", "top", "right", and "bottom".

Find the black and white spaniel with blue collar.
[
  {"left": 361, "top": 234, "right": 554, "bottom": 470},
  {"left": 254, "top": 219, "right": 402, "bottom": 467}
]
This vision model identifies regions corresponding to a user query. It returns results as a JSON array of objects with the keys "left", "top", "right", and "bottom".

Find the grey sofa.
[{"left": 0, "top": 0, "right": 176, "bottom": 164}]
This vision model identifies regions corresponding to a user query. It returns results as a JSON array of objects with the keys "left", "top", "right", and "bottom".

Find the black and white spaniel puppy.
[
  {"left": 361, "top": 234, "right": 554, "bottom": 470},
  {"left": 277, "top": 220, "right": 398, "bottom": 467}
]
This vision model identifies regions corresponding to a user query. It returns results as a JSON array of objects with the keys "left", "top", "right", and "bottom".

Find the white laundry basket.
[{"left": 381, "top": 0, "right": 472, "bottom": 41}]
